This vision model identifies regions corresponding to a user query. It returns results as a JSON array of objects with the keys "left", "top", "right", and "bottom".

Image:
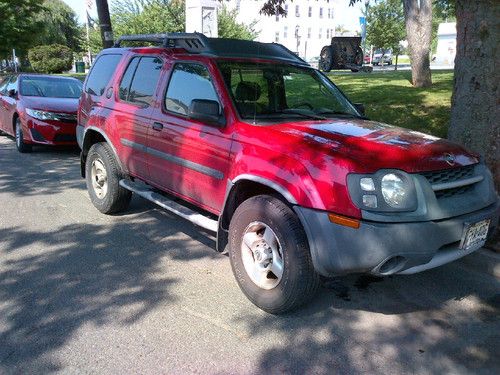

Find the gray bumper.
[{"left": 294, "top": 201, "right": 499, "bottom": 277}]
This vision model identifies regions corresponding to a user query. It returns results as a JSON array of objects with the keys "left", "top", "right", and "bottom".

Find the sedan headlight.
[
  {"left": 25, "top": 108, "right": 76, "bottom": 122},
  {"left": 347, "top": 170, "right": 417, "bottom": 212}
]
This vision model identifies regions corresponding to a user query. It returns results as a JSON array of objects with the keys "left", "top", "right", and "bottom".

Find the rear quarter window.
[{"left": 85, "top": 54, "right": 122, "bottom": 96}]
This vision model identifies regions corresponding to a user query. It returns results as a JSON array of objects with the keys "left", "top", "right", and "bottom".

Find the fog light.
[
  {"left": 362, "top": 194, "right": 377, "bottom": 208},
  {"left": 360, "top": 177, "right": 375, "bottom": 191}
]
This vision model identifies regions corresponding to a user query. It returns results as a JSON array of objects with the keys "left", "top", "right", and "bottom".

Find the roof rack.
[
  {"left": 113, "top": 32, "right": 211, "bottom": 53},
  {"left": 113, "top": 33, "right": 309, "bottom": 67}
]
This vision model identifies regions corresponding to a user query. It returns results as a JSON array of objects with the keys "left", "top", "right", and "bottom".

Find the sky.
[{"left": 62, "top": 0, "right": 363, "bottom": 32}]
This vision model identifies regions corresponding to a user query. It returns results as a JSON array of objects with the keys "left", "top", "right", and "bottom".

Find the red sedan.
[{"left": 0, "top": 74, "right": 82, "bottom": 152}]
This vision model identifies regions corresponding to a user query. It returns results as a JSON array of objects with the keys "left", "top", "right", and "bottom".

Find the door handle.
[{"left": 152, "top": 122, "right": 163, "bottom": 131}]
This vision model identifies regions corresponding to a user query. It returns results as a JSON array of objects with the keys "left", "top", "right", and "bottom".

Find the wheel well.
[
  {"left": 216, "top": 179, "right": 294, "bottom": 252},
  {"left": 80, "top": 130, "right": 106, "bottom": 177}
]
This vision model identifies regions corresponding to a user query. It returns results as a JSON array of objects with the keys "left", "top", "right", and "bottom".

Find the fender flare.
[{"left": 80, "top": 126, "right": 126, "bottom": 177}]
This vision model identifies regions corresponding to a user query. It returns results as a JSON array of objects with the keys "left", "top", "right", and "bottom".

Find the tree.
[
  {"left": 218, "top": 6, "right": 258, "bottom": 40},
  {"left": 366, "top": 0, "right": 406, "bottom": 70},
  {"left": 401, "top": 0, "right": 433, "bottom": 87},
  {"left": 34, "top": 0, "right": 82, "bottom": 52},
  {"left": 28, "top": 44, "right": 73, "bottom": 73},
  {"left": 448, "top": 0, "right": 499, "bottom": 192},
  {"left": 0, "top": 0, "right": 44, "bottom": 58}
]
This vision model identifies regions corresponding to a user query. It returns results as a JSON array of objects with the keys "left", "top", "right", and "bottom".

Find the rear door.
[
  {"left": 0, "top": 76, "right": 18, "bottom": 135},
  {"left": 147, "top": 61, "right": 232, "bottom": 213},
  {"left": 110, "top": 55, "right": 163, "bottom": 179}
]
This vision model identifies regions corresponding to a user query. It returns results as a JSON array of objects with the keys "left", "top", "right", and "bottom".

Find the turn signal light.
[{"left": 328, "top": 213, "right": 360, "bottom": 229}]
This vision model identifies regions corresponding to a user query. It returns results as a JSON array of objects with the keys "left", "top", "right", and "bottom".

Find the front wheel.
[
  {"left": 85, "top": 142, "right": 131, "bottom": 214},
  {"left": 15, "top": 118, "right": 32, "bottom": 153},
  {"left": 228, "top": 195, "right": 320, "bottom": 314}
]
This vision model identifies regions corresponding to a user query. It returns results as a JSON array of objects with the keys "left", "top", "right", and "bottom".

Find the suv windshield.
[
  {"left": 218, "top": 61, "right": 360, "bottom": 122},
  {"left": 20, "top": 76, "right": 83, "bottom": 99}
]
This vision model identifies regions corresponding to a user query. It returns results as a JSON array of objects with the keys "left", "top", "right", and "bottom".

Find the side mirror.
[
  {"left": 188, "top": 99, "right": 225, "bottom": 126},
  {"left": 8, "top": 89, "right": 17, "bottom": 98},
  {"left": 354, "top": 103, "right": 365, "bottom": 116}
]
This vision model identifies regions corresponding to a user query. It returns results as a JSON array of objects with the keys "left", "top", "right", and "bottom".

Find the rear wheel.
[
  {"left": 15, "top": 118, "right": 32, "bottom": 153},
  {"left": 85, "top": 142, "right": 131, "bottom": 214},
  {"left": 319, "top": 46, "right": 334, "bottom": 72},
  {"left": 228, "top": 195, "right": 320, "bottom": 314}
]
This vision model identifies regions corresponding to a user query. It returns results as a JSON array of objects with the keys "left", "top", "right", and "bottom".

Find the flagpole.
[{"left": 86, "top": 12, "right": 92, "bottom": 65}]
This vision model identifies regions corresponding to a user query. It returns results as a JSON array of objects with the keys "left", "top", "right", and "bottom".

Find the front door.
[{"left": 147, "top": 62, "right": 232, "bottom": 213}]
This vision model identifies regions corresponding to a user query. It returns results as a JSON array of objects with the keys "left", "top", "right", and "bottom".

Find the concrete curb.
[{"left": 461, "top": 248, "right": 500, "bottom": 279}]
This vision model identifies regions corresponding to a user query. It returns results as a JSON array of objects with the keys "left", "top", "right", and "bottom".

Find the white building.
[
  {"left": 435, "top": 22, "right": 456, "bottom": 66},
  {"left": 224, "top": 0, "right": 338, "bottom": 61}
]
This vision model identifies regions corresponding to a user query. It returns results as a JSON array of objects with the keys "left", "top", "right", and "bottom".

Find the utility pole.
[{"left": 95, "top": 0, "right": 114, "bottom": 48}]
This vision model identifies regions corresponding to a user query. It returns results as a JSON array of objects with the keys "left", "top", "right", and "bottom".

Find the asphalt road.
[{"left": 0, "top": 135, "right": 499, "bottom": 375}]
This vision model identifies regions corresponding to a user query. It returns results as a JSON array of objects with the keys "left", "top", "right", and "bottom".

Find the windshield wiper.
[
  {"left": 278, "top": 109, "right": 327, "bottom": 120},
  {"left": 316, "top": 110, "right": 365, "bottom": 119}
]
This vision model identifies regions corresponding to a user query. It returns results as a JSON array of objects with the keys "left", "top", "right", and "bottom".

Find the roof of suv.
[{"left": 111, "top": 32, "right": 310, "bottom": 67}]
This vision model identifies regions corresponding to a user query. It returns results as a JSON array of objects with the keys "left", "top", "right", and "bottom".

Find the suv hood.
[
  {"left": 21, "top": 96, "right": 79, "bottom": 114},
  {"left": 277, "top": 119, "right": 479, "bottom": 173}
]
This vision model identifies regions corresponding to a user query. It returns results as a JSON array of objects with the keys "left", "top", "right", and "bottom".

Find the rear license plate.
[{"left": 460, "top": 219, "right": 490, "bottom": 251}]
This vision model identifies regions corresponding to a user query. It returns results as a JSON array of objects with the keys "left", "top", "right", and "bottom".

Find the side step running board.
[{"left": 119, "top": 179, "right": 218, "bottom": 233}]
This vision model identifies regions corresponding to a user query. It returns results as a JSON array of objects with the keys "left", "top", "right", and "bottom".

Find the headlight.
[
  {"left": 25, "top": 108, "right": 75, "bottom": 122},
  {"left": 347, "top": 170, "right": 417, "bottom": 212},
  {"left": 381, "top": 173, "right": 408, "bottom": 207}
]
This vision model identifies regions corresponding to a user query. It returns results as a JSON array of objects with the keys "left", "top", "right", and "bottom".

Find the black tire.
[
  {"left": 85, "top": 142, "right": 131, "bottom": 214},
  {"left": 228, "top": 195, "right": 320, "bottom": 314},
  {"left": 319, "top": 46, "right": 334, "bottom": 72},
  {"left": 15, "top": 118, "right": 32, "bottom": 153}
]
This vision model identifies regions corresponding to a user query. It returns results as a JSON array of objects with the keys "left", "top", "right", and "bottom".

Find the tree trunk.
[
  {"left": 395, "top": 53, "right": 398, "bottom": 71},
  {"left": 449, "top": 0, "right": 499, "bottom": 250},
  {"left": 403, "top": 0, "right": 433, "bottom": 87}
]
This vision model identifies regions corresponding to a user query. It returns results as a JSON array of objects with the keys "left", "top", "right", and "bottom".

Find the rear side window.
[
  {"left": 0, "top": 76, "right": 11, "bottom": 94},
  {"left": 85, "top": 54, "right": 121, "bottom": 96},
  {"left": 165, "top": 63, "right": 219, "bottom": 115},
  {"left": 119, "top": 56, "right": 162, "bottom": 106}
]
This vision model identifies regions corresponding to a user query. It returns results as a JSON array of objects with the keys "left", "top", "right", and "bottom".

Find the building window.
[
  {"left": 328, "top": 8, "right": 331, "bottom": 19},
  {"left": 285, "top": 4, "right": 288, "bottom": 14},
  {"left": 308, "top": 6, "right": 312, "bottom": 17},
  {"left": 284, "top": 26, "right": 288, "bottom": 39},
  {"left": 331, "top": 8, "right": 334, "bottom": 19},
  {"left": 319, "top": 8, "right": 323, "bottom": 18},
  {"left": 275, "top": 14, "right": 279, "bottom": 22},
  {"left": 307, "top": 27, "right": 311, "bottom": 38},
  {"left": 275, "top": 32, "right": 279, "bottom": 42},
  {"left": 326, "top": 29, "right": 330, "bottom": 39},
  {"left": 295, "top": 5, "right": 300, "bottom": 17},
  {"left": 319, "top": 28, "right": 322, "bottom": 39}
]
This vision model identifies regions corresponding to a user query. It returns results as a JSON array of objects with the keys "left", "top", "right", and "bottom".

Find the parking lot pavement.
[{"left": 0, "top": 135, "right": 499, "bottom": 375}]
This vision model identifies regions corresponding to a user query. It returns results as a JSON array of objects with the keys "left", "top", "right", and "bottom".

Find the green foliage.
[
  {"left": 28, "top": 44, "right": 74, "bottom": 73},
  {"left": 34, "top": 0, "right": 83, "bottom": 52},
  {"left": 0, "top": 0, "right": 44, "bottom": 58},
  {"left": 218, "top": 6, "right": 258, "bottom": 40},
  {"left": 330, "top": 70, "right": 453, "bottom": 138},
  {"left": 366, "top": 0, "right": 406, "bottom": 55}
]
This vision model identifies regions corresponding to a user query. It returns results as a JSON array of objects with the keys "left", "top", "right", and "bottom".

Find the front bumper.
[
  {"left": 26, "top": 118, "right": 77, "bottom": 145},
  {"left": 295, "top": 201, "right": 499, "bottom": 277}
]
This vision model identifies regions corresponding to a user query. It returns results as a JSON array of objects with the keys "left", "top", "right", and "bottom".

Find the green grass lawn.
[{"left": 329, "top": 70, "right": 454, "bottom": 138}]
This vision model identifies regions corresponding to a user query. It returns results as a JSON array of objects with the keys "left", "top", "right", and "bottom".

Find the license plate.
[{"left": 460, "top": 219, "right": 490, "bottom": 251}]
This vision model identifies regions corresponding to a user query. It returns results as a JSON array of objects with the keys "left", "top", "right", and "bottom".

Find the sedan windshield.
[
  {"left": 217, "top": 61, "right": 360, "bottom": 122},
  {"left": 20, "top": 76, "right": 83, "bottom": 99}
]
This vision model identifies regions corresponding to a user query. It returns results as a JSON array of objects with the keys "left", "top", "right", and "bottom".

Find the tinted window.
[
  {"left": 120, "top": 57, "right": 162, "bottom": 106},
  {"left": 85, "top": 54, "right": 121, "bottom": 96},
  {"left": 20, "top": 76, "right": 82, "bottom": 98},
  {"left": 165, "top": 63, "right": 219, "bottom": 115},
  {"left": 118, "top": 57, "right": 140, "bottom": 101},
  {"left": 6, "top": 76, "right": 18, "bottom": 93}
]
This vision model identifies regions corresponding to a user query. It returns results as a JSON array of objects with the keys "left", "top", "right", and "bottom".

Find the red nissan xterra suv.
[{"left": 78, "top": 33, "right": 499, "bottom": 313}]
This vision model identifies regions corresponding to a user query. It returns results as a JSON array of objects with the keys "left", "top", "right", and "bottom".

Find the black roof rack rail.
[{"left": 113, "top": 32, "right": 211, "bottom": 53}]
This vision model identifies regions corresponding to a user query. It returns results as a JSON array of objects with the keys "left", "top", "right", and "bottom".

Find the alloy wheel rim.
[
  {"left": 241, "top": 221, "right": 284, "bottom": 290},
  {"left": 91, "top": 158, "right": 108, "bottom": 199}
]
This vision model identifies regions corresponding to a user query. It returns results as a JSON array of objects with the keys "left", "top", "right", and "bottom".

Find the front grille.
[
  {"left": 54, "top": 134, "right": 76, "bottom": 142},
  {"left": 434, "top": 184, "right": 474, "bottom": 199},
  {"left": 421, "top": 164, "right": 475, "bottom": 185},
  {"left": 420, "top": 164, "right": 479, "bottom": 200}
]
